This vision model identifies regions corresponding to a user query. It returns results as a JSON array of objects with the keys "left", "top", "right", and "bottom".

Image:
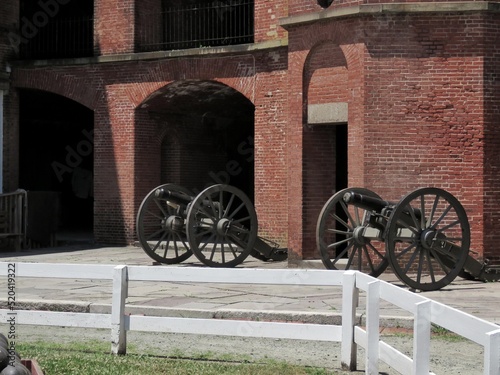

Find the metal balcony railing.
[
  {"left": 17, "top": 1, "right": 253, "bottom": 59},
  {"left": 138, "top": 0, "right": 254, "bottom": 52},
  {"left": 19, "top": 16, "right": 94, "bottom": 60}
]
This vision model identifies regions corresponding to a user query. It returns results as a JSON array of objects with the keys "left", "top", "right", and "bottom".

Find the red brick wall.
[
  {"left": 286, "top": 18, "right": 366, "bottom": 260},
  {"left": 305, "top": 42, "right": 349, "bottom": 105},
  {"left": 254, "top": 0, "right": 288, "bottom": 42},
  {"left": 483, "top": 13, "right": 500, "bottom": 264},
  {"left": 287, "top": 0, "right": 318, "bottom": 16},
  {"left": 286, "top": 10, "right": 495, "bottom": 262},
  {"left": 302, "top": 42, "right": 350, "bottom": 259},
  {"left": 362, "top": 13, "right": 485, "bottom": 259},
  {"left": 286, "top": 41, "right": 308, "bottom": 262},
  {"left": 253, "top": 48, "right": 289, "bottom": 247},
  {"left": 94, "top": 0, "right": 135, "bottom": 54},
  {"left": 10, "top": 49, "right": 288, "bottom": 245},
  {"left": 5, "top": 0, "right": 500, "bottom": 266}
]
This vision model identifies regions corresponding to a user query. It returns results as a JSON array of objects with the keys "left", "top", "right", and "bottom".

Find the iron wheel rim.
[
  {"left": 136, "top": 183, "right": 193, "bottom": 264},
  {"left": 385, "top": 187, "right": 470, "bottom": 291},
  {"left": 316, "top": 187, "right": 389, "bottom": 277}
]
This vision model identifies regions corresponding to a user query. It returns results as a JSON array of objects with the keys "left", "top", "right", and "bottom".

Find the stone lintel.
[{"left": 308, "top": 103, "right": 348, "bottom": 125}]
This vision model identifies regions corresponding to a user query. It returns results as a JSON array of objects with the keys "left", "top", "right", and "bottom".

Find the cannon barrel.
[
  {"left": 343, "top": 191, "right": 423, "bottom": 222},
  {"left": 343, "top": 191, "right": 394, "bottom": 212},
  {"left": 155, "top": 188, "right": 194, "bottom": 205}
]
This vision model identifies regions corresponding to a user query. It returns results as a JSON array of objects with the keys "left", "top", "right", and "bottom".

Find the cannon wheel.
[
  {"left": 136, "top": 183, "right": 193, "bottom": 264},
  {"left": 316, "top": 188, "right": 389, "bottom": 277},
  {"left": 186, "top": 184, "right": 258, "bottom": 267},
  {"left": 385, "top": 187, "right": 470, "bottom": 291}
]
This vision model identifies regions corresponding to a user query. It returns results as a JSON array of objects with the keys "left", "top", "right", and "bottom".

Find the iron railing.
[
  {"left": 138, "top": 0, "right": 254, "bottom": 52},
  {"left": 19, "top": 16, "right": 94, "bottom": 60},
  {"left": 17, "top": 1, "right": 253, "bottom": 59}
]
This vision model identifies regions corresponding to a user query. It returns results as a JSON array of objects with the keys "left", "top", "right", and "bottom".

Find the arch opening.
[
  {"left": 19, "top": 89, "right": 94, "bottom": 246},
  {"left": 139, "top": 80, "right": 255, "bottom": 201},
  {"left": 302, "top": 42, "right": 349, "bottom": 259}
]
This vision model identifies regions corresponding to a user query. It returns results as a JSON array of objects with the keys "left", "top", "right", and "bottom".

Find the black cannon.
[
  {"left": 316, "top": 187, "right": 500, "bottom": 291},
  {"left": 136, "top": 183, "right": 287, "bottom": 267}
]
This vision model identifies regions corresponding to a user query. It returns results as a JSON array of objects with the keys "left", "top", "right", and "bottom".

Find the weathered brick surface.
[
  {"left": 1, "top": 0, "right": 500, "bottom": 266},
  {"left": 95, "top": 0, "right": 135, "bottom": 54},
  {"left": 361, "top": 13, "right": 486, "bottom": 260},
  {"left": 255, "top": 0, "right": 288, "bottom": 42},
  {"left": 8, "top": 49, "right": 288, "bottom": 245},
  {"left": 483, "top": 13, "right": 500, "bottom": 264},
  {"left": 286, "top": 10, "right": 499, "bottom": 261}
]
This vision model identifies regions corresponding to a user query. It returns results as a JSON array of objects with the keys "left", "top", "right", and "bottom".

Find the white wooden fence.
[{"left": 0, "top": 262, "right": 499, "bottom": 375}]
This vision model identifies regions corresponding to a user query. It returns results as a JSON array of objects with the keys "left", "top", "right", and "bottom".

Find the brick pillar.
[
  {"left": 287, "top": 46, "right": 309, "bottom": 263},
  {"left": 93, "top": 93, "right": 136, "bottom": 244},
  {"left": 94, "top": 0, "right": 135, "bottom": 55},
  {"left": 253, "top": 49, "right": 289, "bottom": 249},
  {"left": 483, "top": 14, "right": 500, "bottom": 264}
]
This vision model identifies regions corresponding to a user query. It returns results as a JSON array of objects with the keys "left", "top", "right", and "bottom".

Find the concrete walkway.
[{"left": 0, "top": 244, "right": 499, "bottom": 327}]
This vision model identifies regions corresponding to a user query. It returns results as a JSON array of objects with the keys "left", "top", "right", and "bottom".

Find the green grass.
[
  {"left": 384, "top": 324, "right": 467, "bottom": 343},
  {"left": 17, "top": 341, "right": 336, "bottom": 375},
  {"left": 430, "top": 324, "right": 467, "bottom": 342}
]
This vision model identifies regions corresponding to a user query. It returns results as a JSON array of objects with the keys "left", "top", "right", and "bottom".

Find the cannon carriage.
[
  {"left": 136, "top": 182, "right": 500, "bottom": 291},
  {"left": 136, "top": 183, "right": 287, "bottom": 267},
  {"left": 316, "top": 187, "right": 500, "bottom": 291}
]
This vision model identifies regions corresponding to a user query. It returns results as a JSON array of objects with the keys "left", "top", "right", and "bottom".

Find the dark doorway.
[
  {"left": 334, "top": 123, "right": 348, "bottom": 258},
  {"left": 19, "top": 90, "right": 94, "bottom": 245},
  {"left": 335, "top": 123, "right": 348, "bottom": 192}
]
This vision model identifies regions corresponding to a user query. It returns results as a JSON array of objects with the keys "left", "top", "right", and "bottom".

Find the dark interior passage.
[
  {"left": 19, "top": 89, "right": 94, "bottom": 244},
  {"left": 143, "top": 80, "right": 255, "bottom": 201}
]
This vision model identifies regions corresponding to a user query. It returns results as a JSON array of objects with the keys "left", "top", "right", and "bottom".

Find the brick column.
[
  {"left": 93, "top": 90, "right": 136, "bottom": 244},
  {"left": 287, "top": 44, "right": 309, "bottom": 263},
  {"left": 94, "top": 0, "right": 135, "bottom": 55}
]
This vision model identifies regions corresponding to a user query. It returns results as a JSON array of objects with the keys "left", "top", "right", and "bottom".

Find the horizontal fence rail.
[{"left": 0, "top": 262, "right": 499, "bottom": 374}]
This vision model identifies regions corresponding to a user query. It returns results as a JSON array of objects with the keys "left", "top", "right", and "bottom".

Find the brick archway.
[
  {"left": 301, "top": 41, "right": 350, "bottom": 259},
  {"left": 134, "top": 79, "right": 256, "bottom": 218}
]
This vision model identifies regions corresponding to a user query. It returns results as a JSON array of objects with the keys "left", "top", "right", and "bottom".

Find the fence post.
[
  {"left": 366, "top": 280, "right": 380, "bottom": 375},
  {"left": 413, "top": 300, "right": 431, "bottom": 375},
  {"left": 111, "top": 265, "right": 128, "bottom": 355},
  {"left": 341, "top": 271, "right": 358, "bottom": 370},
  {"left": 485, "top": 328, "right": 500, "bottom": 375}
]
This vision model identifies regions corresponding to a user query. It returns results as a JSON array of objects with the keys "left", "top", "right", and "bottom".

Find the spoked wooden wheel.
[
  {"left": 316, "top": 188, "right": 389, "bottom": 277},
  {"left": 385, "top": 187, "right": 470, "bottom": 291},
  {"left": 136, "top": 183, "right": 193, "bottom": 264},
  {"left": 186, "top": 184, "right": 257, "bottom": 267}
]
